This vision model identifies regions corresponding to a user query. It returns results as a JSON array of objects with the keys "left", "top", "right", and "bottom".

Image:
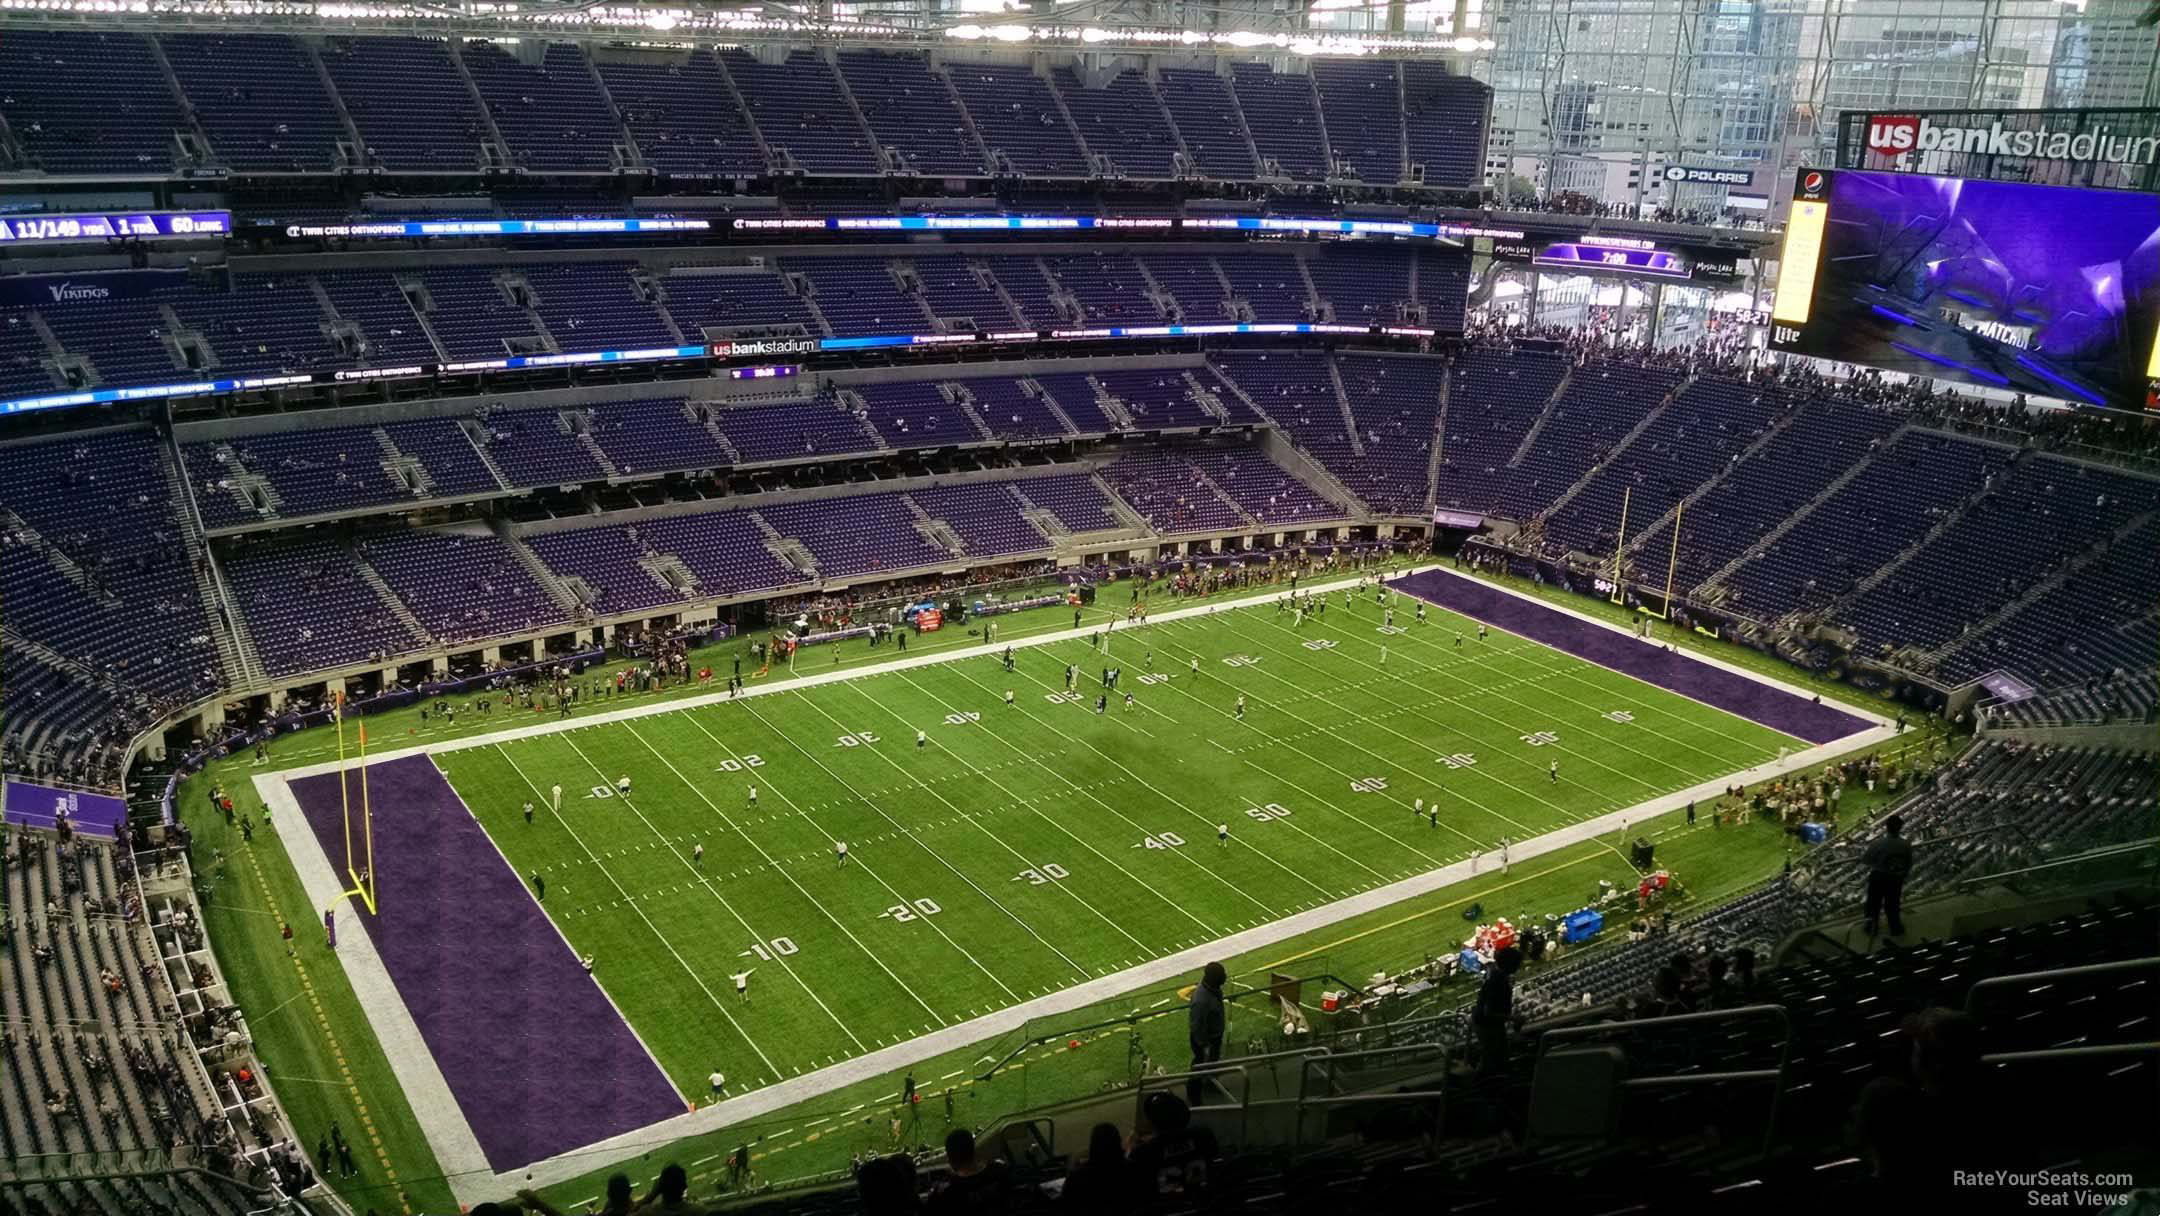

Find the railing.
[
  {"left": 1954, "top": 836, "right": 2160, "bottom": 897},
  {"left": 1292, "top": 1042, "right": 1453, "bottom": 1150},
  {"left": 1967, "top": 958, "right": 2160, "bottom": 1069},
  {"left": 1533, "top": 1003, "right": 1794, "bottom": 1155},
  {"left": 1135, "top": 1045, "right": 1335, "bottom": 1147}
]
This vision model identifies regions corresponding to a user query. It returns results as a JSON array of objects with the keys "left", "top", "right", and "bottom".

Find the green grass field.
[
  {"left": 434, "top": 581, "right": 1794, "bottom": 1106},
  {"left": 188, "top": 566, "right": 1940, "bottom": 1212}
]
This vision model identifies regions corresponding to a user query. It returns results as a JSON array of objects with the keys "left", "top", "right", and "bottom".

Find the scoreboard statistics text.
[{"left": 0, "top": 211, "right": 231, "bottom": 245}]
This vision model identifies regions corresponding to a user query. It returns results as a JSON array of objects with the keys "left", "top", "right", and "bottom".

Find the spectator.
[
  {"left": 635, "top": 1163, "right": 705, "bottom": 1214},
  {"left": 857, "top": 1154, "right": 921, "bottom": 1215},
  {"left": 1059, "top": 1121, "right": 1129, "bottom": 1208},
  {"left": 927, "top": 1128, "right": 1007, "bottom": 1212},
  {"left": 1862, "top": 814, "right": 1914, "bottom": 938},
  {"left": 1472, "top": 945, "right": 1523, "bottom": 1073},
  {"left": 517, "top": 1173, "right": 630, "bottom": 1216},
  {"left": 1126, "top": 1092, "right": 1217, "bottom": 1198},
  {"left": 1185, "top": 961, "right": 1227, "bottom": 1105}
]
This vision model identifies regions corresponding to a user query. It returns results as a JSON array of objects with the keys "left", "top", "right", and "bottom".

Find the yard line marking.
[
  {"left": 893, "top": 668, "right": 1253, "bottom": 930},
  {"left": 739, "top": 696, "right": 1090, "bottom": 985},
  {"left": 1352, "top": 600, "right": 1760, "bottom": 769},
  {"left": 624, "top": 720, "right": 945, "bottom": 1031},
  {"left": 812, "top": 685, "right": 1158, "bottom": 956},
  {"left": 1184, "top": 615, "right": 1603, "bottom": 830},
  {"left": 952, "top": 652, "right": 1335, "bottom": 902},
  {"left": 493, "top": 745, "right": 779, "bottom": 1076},
  {"left": 1223, "top": 613, "right": 1663, "bottom": 799}
]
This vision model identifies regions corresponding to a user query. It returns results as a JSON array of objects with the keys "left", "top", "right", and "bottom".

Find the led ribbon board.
[
  {"left": 280, "top": 218, "right": 713, "bottom": 239},
  {"left": 0, "top": 211, "right": 230, "bottom": 244}
]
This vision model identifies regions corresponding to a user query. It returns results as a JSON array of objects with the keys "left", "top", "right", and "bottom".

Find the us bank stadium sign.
[{"left": 1837, "top": 107, "right": 2160, "bottom": 193}]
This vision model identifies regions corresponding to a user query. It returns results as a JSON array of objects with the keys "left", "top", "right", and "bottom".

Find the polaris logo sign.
[
  {"left": 46, "top": 281, "right": 112, "bottom": 303},
  {"left": 1866, "top": 114, "right": 2160, "bottom": 167}
]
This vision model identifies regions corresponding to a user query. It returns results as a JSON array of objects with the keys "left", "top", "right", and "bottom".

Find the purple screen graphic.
[
  {"left": 1781, "top": 170, "right": 2160, "bottom": 409},
  {"left": 2, "top": 780, "right": 128, "bottom": 838}
]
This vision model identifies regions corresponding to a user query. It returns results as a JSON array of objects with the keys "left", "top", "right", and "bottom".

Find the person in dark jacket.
[
  {"left": 1861, "top": 814, "right": 1914, "bottom": 938},
  {"left": 1473, "top": 946, "right": 1523, "bottom": 1074},
  {"left": 1185, "top": 962, "right": 1227, "bottom": 1105},
  {"left": 1059, "top": 1121, "right": 1129, "bottom": 1209}
]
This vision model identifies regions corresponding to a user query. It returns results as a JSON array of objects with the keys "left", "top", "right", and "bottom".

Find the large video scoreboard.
[{"left": 1768, "top": 168, "right": 2160, "bottom": 411}]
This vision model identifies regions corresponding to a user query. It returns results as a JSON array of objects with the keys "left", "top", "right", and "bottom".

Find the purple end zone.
[
  {"left": 1393, "top": 569, "right": 1875, "bottom": 745},
  {"left": 288, "top": 754, "right": 683, "bottom": 1172}
]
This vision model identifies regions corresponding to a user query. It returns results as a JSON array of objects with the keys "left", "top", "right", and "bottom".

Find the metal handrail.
[
  {"left": 1137, "top": 1045, "right": 1335, "bottom": 1146},
  {"left": 1963, "top": 957, "right": 2160, "bottom": 1017},
  {"left": 1535, "top": 1002, "right": 1795, "bottom": 1154},
  {"left": 1955, "top": 837, "right": 2160, "bottom": 893},
  {"left": 1293, "top": 1044, "right": 1453, "bottom": 1150}
]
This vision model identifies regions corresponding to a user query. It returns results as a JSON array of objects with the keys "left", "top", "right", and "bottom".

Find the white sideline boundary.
[{"left": 253, "top": 563, "right": 1894, "bottom": 1205}]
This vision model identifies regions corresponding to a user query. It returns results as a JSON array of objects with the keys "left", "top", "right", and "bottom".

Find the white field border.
[{"left": 255, "top": 562, "right": 1894, "bottom": 1205}]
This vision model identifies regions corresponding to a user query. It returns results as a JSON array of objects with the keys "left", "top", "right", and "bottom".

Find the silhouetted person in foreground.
[{"left": 1186, "top": 961, "right": 1227, "bottom": 1105}]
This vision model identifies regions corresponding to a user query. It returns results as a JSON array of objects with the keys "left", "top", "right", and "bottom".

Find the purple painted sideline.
[
  {"left": 289, "top": 754, "right": 684, "bottom": 1173},
  {"left": 2, "top": 780, "right": 126, "bottom": 839},
  {"left": 1391, "top": 569, "right": 1874, "bottom": 745}
]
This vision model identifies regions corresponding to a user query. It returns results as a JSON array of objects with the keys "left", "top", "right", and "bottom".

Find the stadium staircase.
[
  {"left": 490, "top": 520, "right": 587, "bottom": 619},
  {"left": 444, "top": 39, "right": 515, "bottom": 170},
  {"left": 569, "top": 410, "right": 624, "bottom": 478},
  {"left": 160, "top": 448, "right": 261, "bottom": 690},
  {"left": 1827, "top": 435, "right": 2022, "bottom": 615},
  {"left": 1422, "top": 362, "right": 1450, "bottom": 512},
  {"left": 936, "top": 67, "right": 998, "bottom": 174},
  {"left": 1324, "top": 359, "right": 1365, "bottom": 457},
  {"left": 1088, "top": 472, "right": 1156, "bottom": 532},
  {"left": 400, "top": 277, "right": 457, "bottom": 363},
  {"left": 1505, "top": 363, "right": 1575, "bottom": 466},
  {"left": 901, "top": 495, "right": 969, "bottom": 557},
  {"left": 712, "top": 54, "right": 779, "bottom": 173},
  {"left": 1180, "top": 370, "right": 1234, "bottom": 426},
  {"left": 1017, "top": 377, "right": 1085, "bottom": 436},
  {"left": 1304, "top": 79, "right": 1339, "bottom": 182},
  {"left": 300, "top": 39, "right": 368, "bottom": 166},
  {"left": 1622, "top": 390, "right": 1811, "bottom": 563},
  {"left": 372, "top": 426, "right": 436, "bottom": 499},
  {"left": 351, "top": 546, "right": 437, "bottom": 646},
  {"left": 1931, "top": 507, "right": 2157, "bottom": 673},
  {"left": 982, "top": 264, "right": 1036, "bottom": 330},
  {"left": 1256, "top": 430, "right": 1367, "bottom": 520},
  {"left": 1084, "top": 376, "right": 1141, "bottom": 431},
  {"left": 1203, "top": 363, "right": 1274, "bottom": 425},
  {"left": 1532, "top": 374, "right": 1696, "bottom": 530},
  {"left": 1294, "top": 256, "right": 1327, "bottom": 324},
  {"left": 454, "top": 417, "right": 518, "bottom": 491},
  {"left": 750, "top": 512, "right": 821, "bottom": 579},
  {"left": 940, "top": 382, "right": 1002, "bottom": 442},
  {"left": 1040, "top": 68, "right": 1097, "bottom": 173},
  {"left": 141, "top": 34, "right": 216, "bottom": 170},
  {"left": 1694, "top": 422, "right": 1914, "bottom": 602}
]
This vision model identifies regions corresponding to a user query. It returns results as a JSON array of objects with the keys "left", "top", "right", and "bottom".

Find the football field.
[
  {"left": 449, "top": 581, "right": 1788, "bottom": 1087},
  {"left": 261, "top": 567, "right": 1876, "bottom": 1195}
]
